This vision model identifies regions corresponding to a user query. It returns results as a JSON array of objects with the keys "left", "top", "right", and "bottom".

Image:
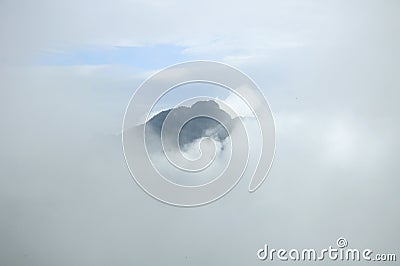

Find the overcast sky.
[{"left": 0, "top": 0, "right": 399, "bottom": 265}]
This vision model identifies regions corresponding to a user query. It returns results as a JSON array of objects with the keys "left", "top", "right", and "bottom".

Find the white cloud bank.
[{"left": 0, "top": 0, "right": 399, "bottom": 265}]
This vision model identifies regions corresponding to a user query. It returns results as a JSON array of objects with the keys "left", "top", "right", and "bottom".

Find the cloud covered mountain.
[{"left": 145, "top": 100, "right": 239, "bottom": 150}]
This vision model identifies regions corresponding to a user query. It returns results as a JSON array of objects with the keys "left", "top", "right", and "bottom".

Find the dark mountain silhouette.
[{"left": 145, "top": 100, "right": 238, "bottom": 148}]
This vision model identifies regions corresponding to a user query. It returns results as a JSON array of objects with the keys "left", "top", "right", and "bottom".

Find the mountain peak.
[{"left": 146, "top": 100, "right": 234, "bottom": 148}]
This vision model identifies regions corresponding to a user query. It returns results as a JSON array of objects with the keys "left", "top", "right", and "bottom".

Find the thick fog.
[{"left": 1, "top": 0, "right": 399, "bottom": 265}]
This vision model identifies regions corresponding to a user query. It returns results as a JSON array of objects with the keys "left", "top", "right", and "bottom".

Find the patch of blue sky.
[{"left": 37, "top": 44, "right": 195, "bottom": 69}]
